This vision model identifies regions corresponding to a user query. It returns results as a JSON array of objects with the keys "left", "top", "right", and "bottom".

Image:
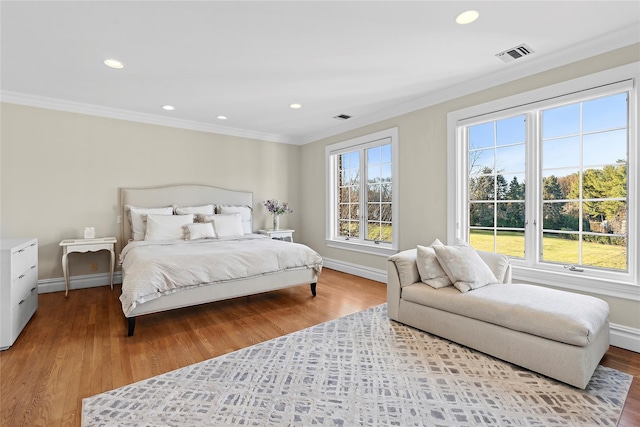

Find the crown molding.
[
  {"left": 0, "top": 91, "right": 295, "bottom": 145},
  {"left": 299, "top": 24, "right": 640, "bottom": 145}
]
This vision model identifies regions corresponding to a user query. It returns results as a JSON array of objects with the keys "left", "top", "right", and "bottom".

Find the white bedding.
[{"left": 120, "top": 235, "right": 323, "bottom": 316}]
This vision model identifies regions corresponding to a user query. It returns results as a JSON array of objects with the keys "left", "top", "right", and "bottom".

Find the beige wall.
[
  {"left": 1, "top": 104, "right": 301, "bottom": 279},
  {"left": 299, "top": 44, "right": 640, "bottom": 329}
]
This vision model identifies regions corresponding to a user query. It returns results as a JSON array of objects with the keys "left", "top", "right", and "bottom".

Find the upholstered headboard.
[{"left": 119, "top": 184, "right": 253, "bottom": 244}]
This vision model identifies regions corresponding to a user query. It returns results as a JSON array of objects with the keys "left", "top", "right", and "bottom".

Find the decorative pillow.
[
  {"left": 204, "top": 213, "right": 244, "bottom": 237},
  {"left": 183, "top": 222, "right": 215, "bottom": 240},
  {"left": 416, "top": 239, "right": 452, "bottom": 289},
  {"left": 175, "top": 204, "right": 215, "bottom": 215},
  {"left": 388, "top": 249, "right": 419, "bottom": 287},
  {"left": 217, "top": 205, "right": 252, "bottom": 234},
  {"left": 126, "top": 205, "right": 174, "bottom": 241},
  {"left": 144, "top": 214, "right": 194, "bottom": 241},
  {"left": 433, "top": 238, "right": 499, "bottom": 293}
]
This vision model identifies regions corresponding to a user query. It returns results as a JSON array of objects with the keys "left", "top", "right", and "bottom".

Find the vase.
[{"left": 273, "top": 215, "right": 280, "bottom": 231}]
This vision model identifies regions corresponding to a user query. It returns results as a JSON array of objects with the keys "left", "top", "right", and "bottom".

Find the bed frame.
[{"left": 119, "top": 184, "right": 318, "bottom": 336}]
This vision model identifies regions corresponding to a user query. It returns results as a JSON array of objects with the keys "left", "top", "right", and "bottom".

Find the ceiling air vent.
[
  {"left": 496, "top": 44, "right": 535, "bottom": 63},
  {"left": 333, "top": 114, "right": 352, "bottom": 121}
]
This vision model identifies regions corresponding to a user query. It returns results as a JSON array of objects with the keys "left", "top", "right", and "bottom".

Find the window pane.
[
  {"left": 582, "top": 165, "right": 627, "bottom": 199},
  {"left": 582, "top": 93, "right": 627, "bottom": 133},
  {"left": 469, "top": 202, "right": 494, "bottom": 227},
  {"left": 582, "top": 236, "right": 627, "bottom": 270},
  {"left": 368, "top": 184, "right": 380, "bottom": 202},
  {"left": 496, "top": 144, "right": 525, "bottom": 173},
  {"left": 469, "top": 149, "right": 494, "bottom": 175},
  {"left": 349, "top": 204, "right": 359, "bottom": 220},
  {"left": 469, "top": 175, "right": 495, "bottom": 201},
  {"left": 348, "top": 152, "right": 359, "bottom": 169},
  {"left": 543, "top": 201, "right": 579, "bottom": 231},
  {"left": 583, "top": 130, "right": 627, "bottom": 167},
  {"left": 497, "top": 202, "right": 525, "bottom": 228},
  {"left": 496, "top": 115, "right": 525, "bottom": 146},
  {"left": 496, "top": 230, "right": 525, "bottom": 259},
  {"left": 583, "top": 201, "right": 626, "bottom": 234},
  {"left": 381, "top": 144, "right": 392, "bottom": 163},
  {"left": 543, "top": 136, "right": 580, "bottom": 169},
  {"left": 339, "top": 220, "right": 359, "bottom": 238},
  {"left": 381, "top": 203, "right": 392, "bottom": 221},
  {"left": 469, "top": 229, "right": 494, "bottom": 252},
  {"left": 368, "top": 166, "right": 381, "bottom": 183},
  {"left": 542, "top": 103, "right": 580, "bottom": 138},
  {"left": 504, "top": 174, "right": 525, "bottom": 201},
  {"left": 367, "top": 203, "right": 380, "bottom": 221},
  {"left": 542, "top": 232, "right": 579, "bottom": 264},
  {"left": 381, "top": 183, "right": 392, "bottom": 202},
  {"left": 367, "top": 146, "right": 381, "bottom": 164},
  {"left": 469, "top": 122, "right": 494, "bottom": 150}
]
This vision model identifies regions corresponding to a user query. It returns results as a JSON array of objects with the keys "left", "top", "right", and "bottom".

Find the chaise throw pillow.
[
  {"left": 416, "top": 239, "right": 453, "bottom": 289},
  {"left": 433, "top": 238, "right": 499, "bottom": 293}
]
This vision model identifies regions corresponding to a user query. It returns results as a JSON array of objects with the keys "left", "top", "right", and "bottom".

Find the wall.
[
  {"left": 0, "top": 104, "right": 301, "bottom": 280},
  {"left": 299, "top": 44, "right": 640, "bottom": 332}
]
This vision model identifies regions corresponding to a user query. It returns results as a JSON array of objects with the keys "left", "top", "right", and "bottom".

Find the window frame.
[
  {"left": 325, "top": 127, "right": 399, "bottom": 256},
  {"left": 447, "top": 63, "right": 639, "bottom": 300}
]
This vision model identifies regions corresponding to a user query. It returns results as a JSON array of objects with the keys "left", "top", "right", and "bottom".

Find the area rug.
[{"left": 82, "top": 304, "right": 632, "bottom": 426}]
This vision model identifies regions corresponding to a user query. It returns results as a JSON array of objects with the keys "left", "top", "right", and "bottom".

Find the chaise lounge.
[{"left": 387, "top": 239, "right": 610, "bottom": 389}]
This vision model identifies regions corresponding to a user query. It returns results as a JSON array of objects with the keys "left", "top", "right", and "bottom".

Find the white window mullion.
[{"left": 526, "top": 111, "right": 539, "bottom": 268}]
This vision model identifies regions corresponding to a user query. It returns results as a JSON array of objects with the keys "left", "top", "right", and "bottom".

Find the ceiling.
[{"left": 1, "top": 1, "right": 639, "bottom": 145}]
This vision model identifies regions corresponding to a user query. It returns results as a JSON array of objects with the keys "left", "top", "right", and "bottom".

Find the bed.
[{"left": 119, "top": 184, "right": 323, "bottom": 336}]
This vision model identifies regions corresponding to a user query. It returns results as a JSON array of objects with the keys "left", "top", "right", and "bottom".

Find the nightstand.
[
  {"left": 59, "top": 237, "right": 116, "bottom": 296},
  {"left": 258, "top": 229, "right": 295, "bottom": 242}
]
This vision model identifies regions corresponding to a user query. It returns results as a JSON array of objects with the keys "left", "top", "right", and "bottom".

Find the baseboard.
[
  {"left": 322, "top": 257, "right": 387, "bottom": 283},
  {"left": 610, "top": 323, "right": 640, "bottom": 353},
  {"left": 38, "top": 272, "right": 123, "bottom": 294}
]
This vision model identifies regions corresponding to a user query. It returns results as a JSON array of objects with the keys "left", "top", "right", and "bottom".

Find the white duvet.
[{"left": 119, "top": 235, "right": 323, "bottom": 316}]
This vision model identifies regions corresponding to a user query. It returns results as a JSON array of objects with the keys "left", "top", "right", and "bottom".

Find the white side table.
[
  {"left": 59, "top": 237, "right": 116, "bottom": 297},
  {"left": 258, "top": 229, "right": 295, "bottom": 242}
]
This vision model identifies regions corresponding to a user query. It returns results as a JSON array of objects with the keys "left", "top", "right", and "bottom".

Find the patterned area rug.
[{"left": 83, "top": 304, "right": 631, "bottom": 426}]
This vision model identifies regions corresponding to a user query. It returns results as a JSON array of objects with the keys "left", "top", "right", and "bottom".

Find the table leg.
[
  {"left": 109, "top": 248, "right": 115, "bottom": 290},
  {"left": 62, "top": 250, "right": 69, "bottom": 297}
]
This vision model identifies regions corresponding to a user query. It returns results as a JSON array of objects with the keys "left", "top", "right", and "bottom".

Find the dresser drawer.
[
  {"left": 12, "top": 266, "right": 38, "bottom": 306},
  {"left": 11, "top": 241, "right": 37, "bottom": 281},
  {"left": 13, "top": 286, "right": 38, "bottom": 342}
]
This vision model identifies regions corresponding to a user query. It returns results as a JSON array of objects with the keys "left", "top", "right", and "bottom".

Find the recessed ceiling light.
[
  {"left": 161, "top": 105, "right": 175, "bottom": 111},
  {"left": 456, "top": 10, "right": 479, "bottom": 25},
  {"left": 217, "top": 115, "right": 227, "bottom": 120},
  {"left": 103, "top": 59, "right": 124, "bottom": 69},
  {"left": 289, "top": 103, "right": 302, "bottom": 109}
]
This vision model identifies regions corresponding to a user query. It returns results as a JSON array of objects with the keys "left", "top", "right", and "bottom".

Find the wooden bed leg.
[
  {"left": 310, "top": 283, "right": 317, "bottom": 297},
  {"left": 127, "top": 317, "right": 136, "bottom": 337}
]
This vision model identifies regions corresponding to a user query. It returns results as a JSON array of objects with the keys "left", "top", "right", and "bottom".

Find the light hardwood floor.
[{"left": 0, "top": 268, "right": 638, "bottom": 426}]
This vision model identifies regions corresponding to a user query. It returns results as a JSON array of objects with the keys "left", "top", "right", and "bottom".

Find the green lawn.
[{"left": 470, "top": 229, "right": 627, "bottom": 270}]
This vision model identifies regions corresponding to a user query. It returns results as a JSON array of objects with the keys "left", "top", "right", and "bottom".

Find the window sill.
[
  {"left": 326, "top": 239, "right": 398, "bottom": 257},
  {"left": 512, "top": 265, "right": 639, "bottom": 301}
]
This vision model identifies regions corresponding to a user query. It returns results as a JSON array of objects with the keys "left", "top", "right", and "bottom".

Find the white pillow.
[
  {"left": 175, "top": 204, "right": 215, "bottom": 215},
  {"left": 126, "top": 205, "right": 174, "bottom": 241},
  {"left": 433, "top": 238, "right": 499, "bottom": 293},
  {"left": 217, "top": 205, "right": 252, "bottom": 234},
  {"left": 416, "top": 239, "right": 452, "bottom": 289},
  {"left": 183, "top": 222, "right": 216, "bottom": 240},
  {"left": 203, "top": 213, "right": 244, "bottom": 237},
  {"left": 145, "top": 214, "right": 194, "bottom": 241}
]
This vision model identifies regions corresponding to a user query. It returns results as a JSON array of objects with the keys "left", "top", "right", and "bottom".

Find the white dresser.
[{"left": 1, "top": 238, "right": 38, "bottom": 350}]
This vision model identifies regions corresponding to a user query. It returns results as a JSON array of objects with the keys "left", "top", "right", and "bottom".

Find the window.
[
  {"left": 326, "top": 128, "right": 399, "bottom": 256},
  {"left": 448, "top": 64, "right": 638, "bottom": 299}
]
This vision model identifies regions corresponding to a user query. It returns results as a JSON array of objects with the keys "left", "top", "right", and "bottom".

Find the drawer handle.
[
  {"left": 30, "top": 287, "right": 37, "bottom": 292},
  {"left": 30, "top": 243, "right": 36, "bottom": 247},
  {"left": 19, "top": 299, "right": 25, "bottom": 305},
  {"left": 31, "top": 265, "right": 36, "bottom": 269},
  {"left": 18, "top": 249, "right": 25, "bottom": 253},
  {"left": 18, "top": 274, "right": 25, "bottom": 279}
]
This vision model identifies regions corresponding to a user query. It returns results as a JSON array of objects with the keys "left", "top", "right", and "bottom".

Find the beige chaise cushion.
[{"left": 402, "top": 282, "right": 609, "bottom": 346}]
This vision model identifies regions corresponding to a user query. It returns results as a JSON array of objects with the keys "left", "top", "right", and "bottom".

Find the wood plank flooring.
[{"left": 0, "top": 268, "right": 638, "bottom": 426}]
